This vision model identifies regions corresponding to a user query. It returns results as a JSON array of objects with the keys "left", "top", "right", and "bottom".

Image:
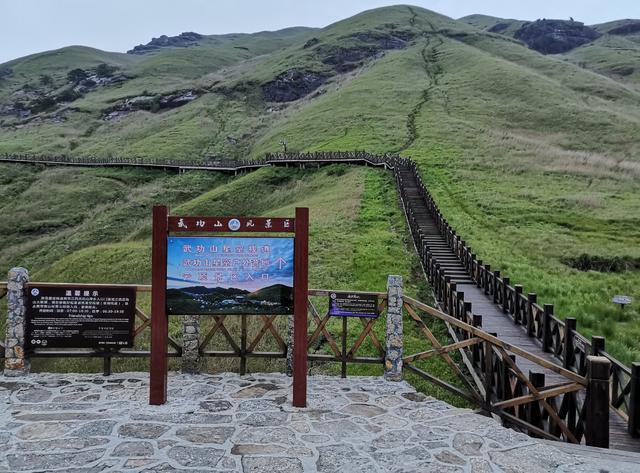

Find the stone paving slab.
[{"left": 0, "top": 372, "right": 635, "bottom": 472}]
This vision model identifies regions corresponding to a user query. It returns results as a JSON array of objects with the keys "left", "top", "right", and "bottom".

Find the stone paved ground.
[{"left": 0, "top": 372, "right": 637, "bottom": 472}]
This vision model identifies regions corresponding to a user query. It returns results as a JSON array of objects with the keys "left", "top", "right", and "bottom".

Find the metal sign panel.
[
  {"left": 26, "top": 285, "right": 136, "bottom": 349},
  {"left": 612, "top": 295, "right": 633, "bottom": 305},
  {"left": 328, "top": 291, "right": 379, "bottom": 318},
  {"left": 166, "top": 236, "right": 294, "bottom": 315}
]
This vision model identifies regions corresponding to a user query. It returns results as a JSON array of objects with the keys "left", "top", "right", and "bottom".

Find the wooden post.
[
  {"left": 103, "top": 349, "right": 112, "bottom": 376},
  {"left": 472, "top": 314, "right": 482, "bottom": 367},
  {"left": 484, "top": 264, "right": 491, "bottom": 295},
  {"left": 629, "top": 363, "right": 640, "bottom": 438},
  {"left": 484, "top": 334, "right": 496, "bottom": 406},
  {"left": 528, "top": 371, "right": 545, "bottom": 435},
  {"left": 150, "top": 205, "right": 168, "bottom": 405},
  {"left": 563, "top": 318, "right": 576, "bottom": 370},
  {"left": 591, "top": 336, "right": 605, "bottom": 355},
  {"left": 292, "top": 207, "right": 309, "bottom": 408},
  {"left": 240, "top": 314, "right": 247, "bottom": 376},
  {"left": 493, "top": 270, "right": 500, "bottom": 303},
  {"left": 585, "top": 356, "right": 610, "bottom": 448},
  {"left": 527, "top": 293, "right": 537, "bottom": 337},
  {"left": 514, "top": 285, "right": 523, "bottom": 324},
  {"left": 542, "top": 304, "right": 553, "bottom": 352},
  {"left": 501, "top": 276, "right": 509, "bottom": 313},
  {"left": 341, "top": 317, "right": 348, "bottom": 378},
  {"left": 476, "top": 260, "right": 482, "bottom": 287}
]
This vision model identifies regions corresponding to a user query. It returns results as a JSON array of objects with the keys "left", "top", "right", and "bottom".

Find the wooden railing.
[
  {"left": 0, "top": 277, "right": 624, "bottom": 446},
  {"left": 2, "top": 150, "right": 638, "bottom": 437},
  {"left": 1, "top": 281, "right": 387, "bottom": 378},
  {"left": 394, "top": 157, "right": 640, "bottom": 439},
  {"left": 402, "top": 295, "right": 611, "bottom": 446}
]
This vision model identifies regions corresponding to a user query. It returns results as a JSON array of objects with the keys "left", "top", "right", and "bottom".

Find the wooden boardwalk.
[
  {"left": 1, "top": 151, "right": 638, "bottom": 451},
  {"left": 397, "top": 165, "right": 640, "bottom": 452}
]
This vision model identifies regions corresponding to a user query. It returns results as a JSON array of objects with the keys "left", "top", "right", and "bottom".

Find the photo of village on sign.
[{"left": 166, "top": 236, "right": 294, "bottom": 315}]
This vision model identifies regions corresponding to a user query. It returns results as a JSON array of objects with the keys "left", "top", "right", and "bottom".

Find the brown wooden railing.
[
  {"left": 1, "top": 150, "right": 638, "bottom": 438},
  {"left": 394, "top": 157, "right": 640, "bottom": 439}
]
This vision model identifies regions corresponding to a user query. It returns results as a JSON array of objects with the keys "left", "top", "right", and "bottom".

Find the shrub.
[
  {"left": 67, "top": 68, "right": 88, "bottom": 84},
  {"left": 562, "top": 253, "right": 640, "bottom": 273},
  {"left": 96, "top": 63, "right": 117, "bottom": 77},
  {"left": 39, "top": 74, "right": 54, "bottom": 86}
]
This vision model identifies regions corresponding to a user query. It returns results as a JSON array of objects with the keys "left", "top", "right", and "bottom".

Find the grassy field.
[{"left": 1, "top": 5, "right": 639, "bottom": 376}]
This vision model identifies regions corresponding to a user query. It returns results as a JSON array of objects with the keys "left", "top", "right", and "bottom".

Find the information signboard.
[
  {"left": 26, "top": 285, "right": 136, "bottom": 349},
  {"left": 166, "top": 236, "right": 294, "bottom": 315},
  {"left": 328, "top": 291, "right": 379, "bottom": 318}
]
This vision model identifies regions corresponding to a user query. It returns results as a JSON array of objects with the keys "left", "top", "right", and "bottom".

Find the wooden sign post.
[{"left": 149, "top": 206, "right": 309, "bottom": 407}]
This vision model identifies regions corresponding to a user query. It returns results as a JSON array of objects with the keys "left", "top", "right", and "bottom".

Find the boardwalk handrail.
[{"left": 1, "top": 150, "right": 638, "bottom": 438}]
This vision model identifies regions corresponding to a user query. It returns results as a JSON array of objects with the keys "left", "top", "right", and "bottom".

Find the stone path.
[{"left": 0, "top": 372, "right": 637, "bottom": 472}]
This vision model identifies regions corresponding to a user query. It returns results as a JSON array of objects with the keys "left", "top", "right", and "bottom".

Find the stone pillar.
[
  {"left": 4, "top": 267, "right": 29, "bottom": 376},
  {"left": 286, "top": 313, "right": 294, "bottom": 376},
  {"left": 384, "top": 275, "right": 403, "bottom": 381},
  {"left": 181, "top": 315, "right": 200, "bottom": 374}
]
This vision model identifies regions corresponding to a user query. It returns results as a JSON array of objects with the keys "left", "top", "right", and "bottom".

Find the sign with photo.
[
  {"left": 166, "top": 236, "right": 294, "bottom": 315},
  {"left": 328, "top": 291, "right": 379, "bottom": 318},
  {"left": 26, "top": 285, "right": 136, "bottom": 349}
]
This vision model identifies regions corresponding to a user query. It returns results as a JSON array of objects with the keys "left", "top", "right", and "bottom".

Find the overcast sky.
[{"left": 2, "top": 0, "right": 639, "bottom": 64}]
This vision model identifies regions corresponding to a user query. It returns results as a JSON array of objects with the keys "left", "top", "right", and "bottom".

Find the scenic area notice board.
[
  {"left": 26, "top": 285, "right": 136, "bottom": 349},
  {"left": 328, "top": 291, "right": 379, "bottom": 318},
  {"left": 166, "top": 236, "right": 294, "bottom": 315}
]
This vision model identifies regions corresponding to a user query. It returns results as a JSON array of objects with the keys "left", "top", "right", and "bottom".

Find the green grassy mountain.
[{"left": 1, "top": 4, "right": 639, "bottom": 365}]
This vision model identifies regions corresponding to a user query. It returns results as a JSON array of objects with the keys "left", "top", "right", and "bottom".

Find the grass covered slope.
[{"left": 0, "top": 4, "right": 638, "bottom": 367}]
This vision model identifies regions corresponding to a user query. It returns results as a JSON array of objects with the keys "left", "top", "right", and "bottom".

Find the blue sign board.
[
  {"left": 166, "top": 236, "right": 294, "bottom": 315},
  {"left": 328, "top": 291, "right": 379, "bottom": 318}
]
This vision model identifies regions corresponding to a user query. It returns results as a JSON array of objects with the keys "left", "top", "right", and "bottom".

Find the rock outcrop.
[
  {"left": 128, "top": 32, "right": 203, "bottom": 54},
  {"left": 514, "top": 20, "right": 601, "bottom": 54},
  {"left": 261, "top": 70, "right": 327, "bottom": 102},
  {"left": 103, "top": 90, "right": 199, "bottom": 120}
]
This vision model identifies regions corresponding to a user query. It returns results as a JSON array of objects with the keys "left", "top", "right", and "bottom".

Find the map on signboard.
[{"left": 166, "top": 236, "right": 294, "bottom": 315}]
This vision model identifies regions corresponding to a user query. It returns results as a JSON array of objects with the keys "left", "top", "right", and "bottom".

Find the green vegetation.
[{"left": 1, "top": 4, "right": 639, "bottom": 380}]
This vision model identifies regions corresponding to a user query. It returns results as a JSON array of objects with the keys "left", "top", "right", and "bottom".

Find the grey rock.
[
  {"left": 489, "top": 444, "right": 577, "bottom": 473},
  {"left": 231, "top": 443, "right": 286, "bottom": 455},
  {"left": 235, "top": 426, "right": 297, "bottom": 445},
  {"left": 15, "top": 387, "right": 52, "bottom": 402},
  {"left": 238, "top": 399, "right": 282, "bottom": 411},
  {"left": 199, "top": 400, "right": 232, "bottom": 412},
  {"left": 317, "top": 444, "right": 373, "bottom": 473},
  {"left": 118, "top": 423, "right": 170, "bottom": 439},
  {"left": 341, "top": 403, "right": 386, "bottom": 418},
  {"left": 7, "top": 449, "right": 106, "bottom": 471},
  {"left": 231, "top": 383, "right": 281, "bottom": 398},
  {"left": 175, "top": 426, "right": 235, "bottom": 444},
  {"left": 372, "top": 445, "right": 431, "bottom": 469},
  {"left": 312, "top": 419, "right": 368, "bottom": 442},
  {"left": 372, "top": 429, "right": 414, "bottom": 450},
  {"left": 17, "top": 437, "right": 109, "bottom": 451},
  {"left": 435, "top": 450, "right": 467, "bottom": 466},
  {"left": 16, "top": 421, "right": 75, "bottom": 439},
  {"left": 111, "top": 441, "right": 154, "bottom": 457},
  {"left": 240, "top": 411, "right": 288, "bottom": 426},
  {"left": 242, "top": 456, "right": 303, "bottom": 473},
  {"left": 453, "top": 432, "right": 484, "bottom": 456},
  {"left": 168, "top": 445, "right": 224, "bottom": 467},
  {"left": 132, "top": 412, "right": 232, "bottom": 424},
  {"left": 71, "top": 420, "right": 117, "bottom": 437}
]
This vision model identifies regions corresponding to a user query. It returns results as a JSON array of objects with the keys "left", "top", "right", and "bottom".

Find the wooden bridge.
[{"left": 1, "top": 151, "right": 639, "bottom": 451}]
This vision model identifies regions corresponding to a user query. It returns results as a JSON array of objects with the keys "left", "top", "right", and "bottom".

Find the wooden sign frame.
[{"left": 149, "top": 206, "right": 309, "bottom": 407}]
